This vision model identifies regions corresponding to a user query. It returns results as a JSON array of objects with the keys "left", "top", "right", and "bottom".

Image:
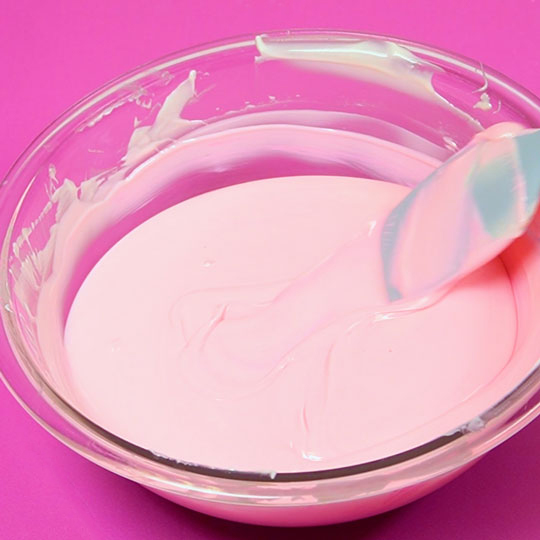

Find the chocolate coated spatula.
[{"left": 382, "top": 122, "right": 540, "bottom": 302}]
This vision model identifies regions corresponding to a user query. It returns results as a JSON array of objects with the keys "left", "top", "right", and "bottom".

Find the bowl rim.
[{"left": 2, "top": 28, "right": 540, "bottom": 486}]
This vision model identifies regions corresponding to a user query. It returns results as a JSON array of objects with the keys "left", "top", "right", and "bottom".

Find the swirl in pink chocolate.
[{"left": 61, "top": 138, "right": 519, "bottom": 471}]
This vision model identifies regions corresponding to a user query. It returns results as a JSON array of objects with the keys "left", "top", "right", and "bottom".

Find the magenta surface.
[{"left": 2, "top": 1, "right": 540, "bottom": 538}]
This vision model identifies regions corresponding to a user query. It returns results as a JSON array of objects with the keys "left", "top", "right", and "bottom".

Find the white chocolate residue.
[
  {"left": 474, "top": 92, "right": 493, "bottom": 111},
  {"left": 255, "top": 35, "right": 483, "bottom": 129}
]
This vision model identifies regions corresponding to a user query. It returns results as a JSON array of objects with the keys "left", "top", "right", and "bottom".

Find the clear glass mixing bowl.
[{"left": 2, "top": 30, "right": 540, "bottom": 527}]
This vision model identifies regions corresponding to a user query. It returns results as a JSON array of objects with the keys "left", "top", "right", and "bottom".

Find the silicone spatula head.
[{"left": 381, "top": 122, "right": 540, "bottom": 302}]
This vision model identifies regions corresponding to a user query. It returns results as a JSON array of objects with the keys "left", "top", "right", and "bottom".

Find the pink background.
[{"left": 1, "top": 1, "right": 540, "bottom": 538}]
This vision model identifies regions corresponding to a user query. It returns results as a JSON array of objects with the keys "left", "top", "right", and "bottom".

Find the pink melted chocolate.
[{"left": 53, "top": 119, "right": 539, "bottom": 473}]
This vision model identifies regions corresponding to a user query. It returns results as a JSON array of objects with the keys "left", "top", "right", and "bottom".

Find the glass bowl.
[{"left": 2, "top": 30, "right": 540, "bottom": 527}]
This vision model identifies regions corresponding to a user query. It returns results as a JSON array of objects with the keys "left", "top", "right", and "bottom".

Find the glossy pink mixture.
[{"left": 64, "top": 172, "right": 518, "bottom": 472}]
